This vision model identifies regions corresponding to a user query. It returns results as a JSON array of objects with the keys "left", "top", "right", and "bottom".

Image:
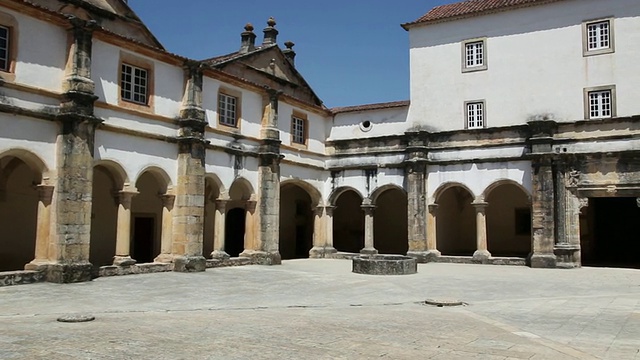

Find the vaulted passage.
[
  {"left": 333, "top": 190, "right": 364, "bottom": 253},
  {"left": 89, "top": 166, "right": 118, "bottom": 267},
  {"left": 373, "top": 188, "right": 408, "bottom": 255},
  {"left": 131, "top": 172, "right": 165, "bottom": 264},
  {"left": 279, "top": 184, "right": 313, "bottom": 260},
  {"left": 582, "top": 197, "right": 640, "bottom": 269},
  {"left": 225, "top": 208, "right": 246, "bottom": 257},
  {"left": 486, "top": 184, "right": 531, "bottom": 257},
  {"left": 436, "top": 187, "right": 475, "bottom": 256},
  {"left": 202, "top": 177, "right": 221, "bottom": 258},
  {"left": 0, "top": 157, "right": 38, "bottom": 271}
]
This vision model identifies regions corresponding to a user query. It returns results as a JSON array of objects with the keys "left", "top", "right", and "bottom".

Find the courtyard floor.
[{"left": 0, "top": 260, "right": 639, "bottom": 359}]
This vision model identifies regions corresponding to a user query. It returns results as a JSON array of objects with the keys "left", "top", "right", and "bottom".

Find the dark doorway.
[
  {"left": 333, "top": 191, "right": 364, "bottom": 253},
  {"left": 280, "top": 184, "right": 313, "bottom": 260},
  {"left": 225, "top": 208, "right": 246, "bottom": 257},
  {"left": 583, "top": 197, "right": 640, "bottom": 268},
  {"left": 132, "top": 216, "right": 155, "bottom": 264}
]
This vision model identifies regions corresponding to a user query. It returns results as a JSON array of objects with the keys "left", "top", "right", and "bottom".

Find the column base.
[
  {"left": 24, "top": 260, "right": 51, "bottom": 271},
  {"left": 309, "top": 246, "right": 337, "bottom": 258},
  {"left": 45, "top": 262, "right": 93, "bottom": 284},
  {"left": 240, "top": 250, "right": 282, "bottom": 265},
  {"left": 529, "top": 253, "right": 557, "bottom": 268},
  {"left": 407, "top": 250, "right": 441, "bottom": 263},
  {"left": 360, "top": 248, "right": 378, "bottom": 255},
  {"left": 113, "top": 256, "right": 136, "bottom": 267},
  {"left": 173, "top": 256, "right": 206, "bottom": 272},
  {"left": 154, "top": 254, "right": 174, "bottom": 264},
  {"left": 554, "top": 244, "right": 581, "bottom": 269},
  {"left": 473, "top": 250, "right": 491, "bottom": 261},
  {"left": 210, "top": 250, "right": 230, "bottom": 260}
]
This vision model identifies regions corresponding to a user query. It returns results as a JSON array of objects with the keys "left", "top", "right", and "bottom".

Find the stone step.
[{"left": 0, "top": 270, "right": 45, "bottom": 287}]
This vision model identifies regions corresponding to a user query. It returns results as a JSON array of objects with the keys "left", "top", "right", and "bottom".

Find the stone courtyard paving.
[{"left": 0, "top": 260, "right": 639, "bottom": 359}]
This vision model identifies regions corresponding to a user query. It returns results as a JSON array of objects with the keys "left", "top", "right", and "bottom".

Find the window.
[
  {"left": 462, "top": 38, "right": 487, "bottom": 72},
  {"left": 0, "top": 25, "right": 9, "bottom": 72},
  {"left": 583, "top": 19, "right": 614, "bottom": 56},
  {"left": 120, "top": 63, "right": 148, "bottom": 105},
  {"left": 584, "top": 86, "right": 616, "bottom": 120},
  {"left": 218, "top": 93, "right": 238, "bottom": 127},
  {"left": 291, "top": 115, "right": 306, "bottom": 145},
  {"left": 465, "top": 101, "right": 485, "bottom": 129}
]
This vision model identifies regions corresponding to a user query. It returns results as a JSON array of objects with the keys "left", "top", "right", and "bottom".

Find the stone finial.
[
  {"left": 240, "top": 23, "right": 257, "bottom": 53},
  {"left": 263, "top": 17, "right": 279, "bottom": 45},
  {"left": 283, "top": 40, "right": 296, "bottom": 66}
]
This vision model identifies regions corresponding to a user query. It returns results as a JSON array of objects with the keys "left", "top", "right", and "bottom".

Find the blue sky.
[{"left": 128, "top": 1, "right": 456, "bottom": 108}]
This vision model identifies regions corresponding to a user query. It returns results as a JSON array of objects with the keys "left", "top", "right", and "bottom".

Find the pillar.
[
  {"left": 113, "top": 191, "right": 137, "bottom": 266},
  {"left": 309, "top": 205, "right": 337, "bottom": 258},
  {"left": 555, "top": 160, "right": 582, "bottom": 268},
  {"left": 46, "top": 17, "right": 100, "bottom": 283},
  {"left": 426, "top": 203, "right": 440, "bottom": 257},
  {"left": 360, "top": 200, "right": 377, "bottom": 255},
  {"left": 210, "top": 199, "right": 229, "bottom": 259},
  {"left": 155, "top": 194, "right": 175, "bottom": 263},
  {"left": 172, "top": 60, "right": 207, "bottom": 272},
  {"left": 472, "top": 202, "right": 491, "bottom": 260},
  {"left": 25, "top": 185, "right": 54, "bottom": 270},
  {"left": 405, "top": 160, "right": 436, "bottom": 262}
]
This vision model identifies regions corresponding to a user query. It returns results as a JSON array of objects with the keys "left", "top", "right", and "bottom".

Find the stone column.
[
  {"left": 113, "top": 191, "right": 137, "bottom": 266},
  {"left": 309, "top": 205, "right": 337, "bottom": 258},
  {"left": 250, "top": 88, "right": 283, "bottom": 265},
  {"left": 25, "top": 185, "right": 54, "bottom": 270},
  {"left": 210, "top": 199, "right": 229, "bottom": 259},
  {"left": 360, "top": 200, "right": 378, "bottom": 255},
  {"left": 172, "top": 60, "right": 207, "bottom": 272},
  {"left": 555, "top": 162, "right": 582, "bottom": 268},
  {"left": 155, "top": 194, "right": 175, "bottom": 263},
  {"left": 472, "top": 202, "right": 491, "bottom": 260},
  {"left": 527, "top": 119, "right": 558, "bottom": 268},
  {"left": 426, "top": 204, "right": 440, "bottom": 257},
  {"left": 405, "top": 160, "right": 435, "bottom": 262},
  {"left": 46, "top": 17, "right": 100, "bottom": 283}
]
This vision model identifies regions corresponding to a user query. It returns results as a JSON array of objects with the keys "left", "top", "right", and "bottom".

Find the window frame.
[
  {"left": 290, "top": 111, "right": 308, "bottom": 147},
  {"left": 120, "top": 63, "right": 149, "bottom": 105},
  {"left": 117, "top": 52, "right": 154, "bottom": 112},
  {"left": 582, "top": 18, "right": 615, "bottom": 56},
  {"left": 464, "top": 100, "right": 486, "bottom": 130},
  {"left": 583, "top": 85, "right": 616, "bottom": 120},
  {"left": 217, "top": 91, "right": 240, "bottom": 128},
  {"left": 0, "top": 12, "right": 18, "bottom": 82},
  {"left": 461, "top": 38, "right": 488, "bottom": 73}
]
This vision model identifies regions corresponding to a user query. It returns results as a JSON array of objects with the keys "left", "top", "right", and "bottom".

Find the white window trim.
[
  {"left": 218, "top": 92, "right": 239, "bottom": 127},
  {"left": 291, "top": 115, "right": 306, "bottom": 145},
  {"left": 465, "top": 100, "right": 486, "bottom": 129},
  {"left": 121, "top": 63, "right": 148, "bottom": 105},
  {"left": 582, "top": 18, "right": 615, "bottom": 56},
  {"left": 584, "top": 85, "right": 616, "bottom": 120},
  {"left": 462, "top": 38, "right": 487, "bottom": 73}
]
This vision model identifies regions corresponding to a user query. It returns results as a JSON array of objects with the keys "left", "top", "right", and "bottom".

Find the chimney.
[
  {"left": 283, "top": 41, "right": 296, "bottom": 66},
  {"left": 262, "top": 17, "right": 278, "bottom": 45},
  {"left": 239, "top": 23, "right": 256, "bottom": 53}
]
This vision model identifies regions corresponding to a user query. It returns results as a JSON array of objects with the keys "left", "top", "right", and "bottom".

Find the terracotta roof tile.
[
  {"left": 331, "top": 100, "right": 410, "bottom": 114},
  {"left": 403, "top": 0, "right": 565, "bottom": 28}
]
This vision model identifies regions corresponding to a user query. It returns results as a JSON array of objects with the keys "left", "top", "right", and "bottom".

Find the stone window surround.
[
  {"left": 290, "top": 110, "right": 308, "bottom": 148},
  {"left": 464, "top": 99, "right": 486, "bottom": 130},
  {"left": 118, "top": 51, "right": 155, "bottom": 113},
  {"left": 461, "top": 37, "right": 488, "bottom": 73},
  {"left": 582, "top": 17, "right": 615, "bottom": 57},
  {"left": 583, "top": 85, "right": 616, "bottom": 120},
  {"left": 217, "top": 87, "right": 242, "bottom": 130},
  {"left": 0, "top": 11, "right": 17, "bottom": 83}
]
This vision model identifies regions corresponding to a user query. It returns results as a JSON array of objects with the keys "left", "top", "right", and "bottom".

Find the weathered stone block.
[
  {"left": 46, "top": 262, "right": 93, "bottom": 284},
  {"left": 352, "top": 255, "right": 417, "bottom": 275},
  {"left": 173, "top": 256, "right": 206, "bottom": 272}
]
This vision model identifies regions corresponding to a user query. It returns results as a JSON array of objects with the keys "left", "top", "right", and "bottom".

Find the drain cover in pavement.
[
  {"left": 424, "top": 299, "right": 466, "bottom": 307},
  {"left": 57, "top": 314, "right": 96, "bottom": 323}
]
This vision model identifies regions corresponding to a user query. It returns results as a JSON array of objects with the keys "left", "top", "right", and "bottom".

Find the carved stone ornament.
[
  {"left": 578, "top": 197, "right": 589, "bottom": 211},
  {"left": 566, "top": 169, "right": 580, "bottom": 188}
]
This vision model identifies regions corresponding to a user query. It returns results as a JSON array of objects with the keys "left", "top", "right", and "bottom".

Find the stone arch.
[
  {"left": 328, "top": 186, "right": 364, "bottom": 206},
  {"left": 371, "top": 184, "right": 408, "bottom": 255},
  {"left": 432, "top": 182, "right": 476, "bottom": 204},
  {"left": 332, "top": 187, "right": 365, "bottom": 253},
  {"left": 484, "top": 180, "right": 532, "bottom": 257},
  {"left": 435, "top": 184, "right": 476, "bottom": 256},
  {"left": 0, "top": 150, "right": 44, "bottom": 271},
  {"left": 203, "top": 174, "right": 226, "bottom": 258},
  {"left": 229, "top": 177, "right": 254, "bottom": 201},
  {"left": 279, "top": 180, "right": 321, "bottom": 260},
  {"left": 93, "top": 159, "right": 130, "bottom": 190},
  {"left": 225, "top": 177, "right": 256, "bottom": 258},
  {"left": 133, "top": 166, "right": 172, "bottom": 194}
]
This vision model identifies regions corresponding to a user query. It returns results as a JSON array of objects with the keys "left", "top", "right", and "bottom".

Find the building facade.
[{"left": 0, "top": 0, "right": 638, "bottom": 285}]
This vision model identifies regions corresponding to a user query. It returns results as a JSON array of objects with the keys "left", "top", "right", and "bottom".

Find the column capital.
[
  {"left": 360, "top": 203, "right": 376, "bottom": 215},
  {"left": 159, "top": 194, "right": 176, "bottom": 209},
  {"left": 36, "top": 184, "right": 55, "bottom": 204},
  {"left": 245, "top": 200, "right": 257, "bottom": 212},
  {"left": 114, "top": 190, "right": 138, "bottom": 206},
  {"left": 427, "top": 203, "right": 439, "bottom": 214},
  {"left": 215, "top": 199, "right": 229, "bottom": 210},
  {"left": 472, "top": 201, "right": 489, "bottom": 210}
]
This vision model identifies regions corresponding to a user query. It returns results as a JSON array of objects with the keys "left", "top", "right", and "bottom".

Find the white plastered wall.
[
  {"left": 0, "top": 114, "right": 57, "bottom": 173},
  {"left": 324, "top": 167, "right": 406, "bottom": 204},
  {"left": 329, "top": 106, "right": 409, "bottom": 141}
]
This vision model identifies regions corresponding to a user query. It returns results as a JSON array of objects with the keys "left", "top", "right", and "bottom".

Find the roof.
[
  {"left": 331, "top": 100, "right": 410, "bottom": 115},
  {"left": 402, "top": 0, "right": 564, "bottom": 29}
]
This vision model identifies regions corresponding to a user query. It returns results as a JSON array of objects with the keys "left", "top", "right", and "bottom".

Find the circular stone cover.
[{"left": 57, "top": 314, "right": 96, "bottom": 323}]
